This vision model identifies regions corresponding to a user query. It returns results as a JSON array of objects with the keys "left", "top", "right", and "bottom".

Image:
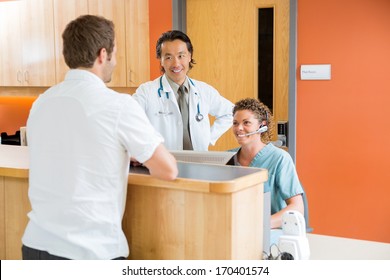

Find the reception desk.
[
  {"left": 0, "top": 145, "right": 29, "bottom": 260},
  {"left": 0, "top": 145, "right": 267, "bottom": 260}
]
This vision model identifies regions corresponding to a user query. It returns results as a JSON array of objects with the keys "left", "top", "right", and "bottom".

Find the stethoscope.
[{"left": 158, "top": 76, "right": 204, "bottom": 122}]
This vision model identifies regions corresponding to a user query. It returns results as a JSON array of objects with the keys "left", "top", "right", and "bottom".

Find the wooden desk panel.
[
  {"left": 4, "top": 177, "right": 30, "bottom": 260},
  {"left": 0, "top": 177, "right": 5, "bottom": 259},
  {"left": 124, "top": 162, "right": 266, "bottom": 260},
  {"left": 123, "top": 183, "right": 264, "bottom": 260}
]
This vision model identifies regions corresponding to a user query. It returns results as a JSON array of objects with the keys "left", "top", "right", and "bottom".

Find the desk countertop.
[
  {"left": 0, "top": 145, "right": 29, "bottom": 177},
  {"left": 308, "top": 233, "right": 390, "bottom": 260},
  {"left": 0, "top": 144, "right": 268, "bottom": 193},
  {"left": 130, "top": 161, "right": 268, "bottom": 193}
]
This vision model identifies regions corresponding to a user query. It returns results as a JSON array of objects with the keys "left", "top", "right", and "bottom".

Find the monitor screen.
[{"left": 169, "top": 150, "right": 236, "bottom": 165}]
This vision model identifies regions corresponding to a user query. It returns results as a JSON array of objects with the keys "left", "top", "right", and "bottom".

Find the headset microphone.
[{"left": 238, "top": 126, "right": 268, "bottom": 137}]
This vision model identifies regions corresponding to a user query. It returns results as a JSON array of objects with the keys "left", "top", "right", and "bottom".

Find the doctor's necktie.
[{"left": 178, "top": 85, "right": 193, "bottom": 150}]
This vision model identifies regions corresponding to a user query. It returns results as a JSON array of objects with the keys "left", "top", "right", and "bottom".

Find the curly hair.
[{"left": 233, "top": 98, "right": 275, "bottom": 143}]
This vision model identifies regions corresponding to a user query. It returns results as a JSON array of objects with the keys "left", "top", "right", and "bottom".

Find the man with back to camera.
[
  {"left": 21, "top": 15, "right": 178, "bottom": 260},
  {"left": 133, "top": 30, "right": 234, "bottom": 151}
]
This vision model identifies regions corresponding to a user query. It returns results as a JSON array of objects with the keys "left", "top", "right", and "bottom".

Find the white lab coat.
[{"left": 133, "top": 74, "right": 234, "bottom": 151}]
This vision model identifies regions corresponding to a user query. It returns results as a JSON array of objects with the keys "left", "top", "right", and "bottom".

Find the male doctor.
[{"left": 133, "top": 30, "right": 233, "bottom": 151}]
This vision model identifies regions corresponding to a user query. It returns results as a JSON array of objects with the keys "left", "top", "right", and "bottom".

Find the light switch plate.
[{"left": 300, "top": 64, "right": 331, "bottom": 80}]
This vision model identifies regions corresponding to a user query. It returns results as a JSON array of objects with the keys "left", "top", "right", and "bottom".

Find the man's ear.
[{"left": 97, "top": 48, "right": 107, "bottom": 63}]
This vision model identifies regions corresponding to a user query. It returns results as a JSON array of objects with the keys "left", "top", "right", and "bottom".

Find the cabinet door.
[
  {"left": 52, "top": 0, "right": 150, "bottom": 88},
  {"left": 0, "top": 1, "right": 24, "bottom": 86},
  {"left": 53, "top": 0, "right": 88, "bottom": 83},
  {"left": 22, "top": 0, "right": 56, "bottom": 86},
  {"left": 88, "top": 0, "right": 127, "bottom": 87},
  {"left": 125, "top": 0, "right": 150, "bottom": 87},
  {"left": 54, "top": 0, "right": 128, "bottom": 87},
  {"left": 0, "top": 0, "right": 55, "bottom": 87}
]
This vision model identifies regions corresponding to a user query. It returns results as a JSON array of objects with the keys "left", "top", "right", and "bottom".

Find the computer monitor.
[{"left": 169, "top": 150, "right": 236, "bottom": 165}]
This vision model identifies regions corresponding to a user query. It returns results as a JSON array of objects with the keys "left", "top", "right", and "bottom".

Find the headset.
[
  {"left": 238, "top": 125, "right": 268, "bottom": 137},
  {"left": 238, "top": 110, "right": 269, "bottom": 137}
]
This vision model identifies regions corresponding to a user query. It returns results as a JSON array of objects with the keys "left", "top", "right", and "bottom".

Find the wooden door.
[{"left": 187, "top": 0, "right": 290, "bottom": 151}]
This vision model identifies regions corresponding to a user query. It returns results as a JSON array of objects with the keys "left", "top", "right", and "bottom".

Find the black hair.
[{"left": 156, "top": 30, "right": 196, "bottom": 72}]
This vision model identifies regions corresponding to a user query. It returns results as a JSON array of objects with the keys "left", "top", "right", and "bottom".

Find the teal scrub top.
[{"left": 230, "top": 143, "right": 304, "bottom": 214}]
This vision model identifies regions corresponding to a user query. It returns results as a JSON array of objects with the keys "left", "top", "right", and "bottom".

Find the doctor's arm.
[{"left": 209, "top": 94, "right": 234, "bottom": 145}]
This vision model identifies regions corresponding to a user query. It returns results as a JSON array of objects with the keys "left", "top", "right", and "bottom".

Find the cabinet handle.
[
  {"left": 17, "top": 71, "right": 23, "bottom": 84},
  {"left": 24, "top": 71, "right": 29, "bottom": 83},
  {"left": 128, "top": 70, "right": 133, "bottom": 84}
]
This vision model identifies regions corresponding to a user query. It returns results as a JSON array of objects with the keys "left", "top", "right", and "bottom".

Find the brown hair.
[
  {"left": 62, "top": 15, "right": 115, "bottom": 69},
  {"left": 233, "top": 98, "right": 276, "bottom": 143}
]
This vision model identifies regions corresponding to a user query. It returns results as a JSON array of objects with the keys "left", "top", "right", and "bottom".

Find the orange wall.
[
  {"left": 148, "top": 0, "right": 172, "bottom": 80},
  {"left": 0, "top": 96, "right": 36, "bottom": 134},
  {"left": 297, "top": 0, "right": 390, "bottom": 243}
]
